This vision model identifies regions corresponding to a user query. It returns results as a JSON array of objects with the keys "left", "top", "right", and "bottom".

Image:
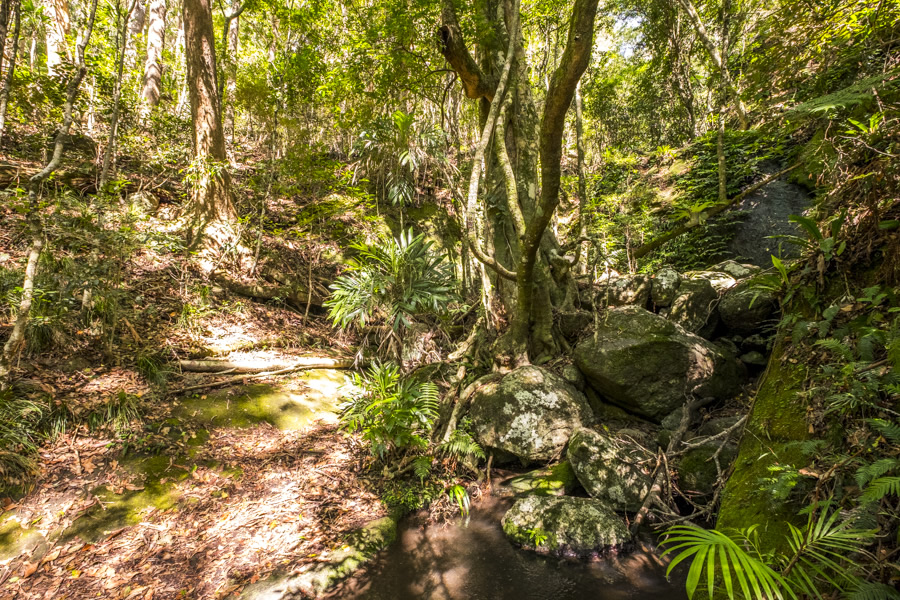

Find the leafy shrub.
[
  {"left": 326, "top": 229, "right": 454, "bottom": 360},
  {"left": 339, "top": 362, "right": 439, "bottom": 460}
]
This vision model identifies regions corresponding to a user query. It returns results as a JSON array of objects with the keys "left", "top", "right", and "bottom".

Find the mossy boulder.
[
  {"left": 665, "top": 278, "right": 719, "bottom": 337},
  {"left": 718, "top": 278, "right": 779, "bottom": 334},
  {"left": 651, "top": 268, "right": 682, "bottom": 307},
  {"left": 501, "top": 495, "right": 631, "bottom": 556},
  {"left": 502, "top": 461, "right": 578, "bottom": 497},
  {"left": 566, "top": 427, "right": 652, "bottom": 512},
  {"left": 595, "top": 274, "right": 651, "bottom": 309},
  {"left": 574, "top": 306, "right": 743, "bottom": 422},
  {"left": 469, "top": 366, "right": 593, "bottom": 464}
]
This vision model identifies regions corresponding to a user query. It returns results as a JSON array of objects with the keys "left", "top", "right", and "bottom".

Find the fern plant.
[
  {"left": 339, "top": 362, "right": 439, "bottom": 460},
  {"left": 662, "top": 508, "right": 877, "bottom": 600},
  {"left": 325, "top": 229, "right": 454, "bottom": 361}
]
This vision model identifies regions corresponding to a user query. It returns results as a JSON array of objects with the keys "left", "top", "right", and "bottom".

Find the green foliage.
[
  {"left": 662, "top": 508, "right": 876, "bottom": 600},
  {"left": 438, "top": 428, "right": 485, "bottom": 461},
  {"left": 445, "top": 483, "right": 470, "bottom": 517},
  {"left": 526, "top": 526, "right": 548, "bottom": 547},
  {"left": 326, "top": 229, "right": 454, "bottom": 359},
  {"left": 339, "top": 362, "right": 439, "bottom": 460}
]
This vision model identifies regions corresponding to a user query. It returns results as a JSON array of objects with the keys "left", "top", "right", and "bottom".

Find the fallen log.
[
  {"left": 211, "top": 272, "right": 327, "bottom": 308},
  {"left": 178, "top": 356, "right": 353, "bottom": 373}
]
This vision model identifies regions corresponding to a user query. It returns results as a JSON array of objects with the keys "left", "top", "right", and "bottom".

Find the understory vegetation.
[{"left": 0, "top": 0, "right": 898, "bottom": 596}]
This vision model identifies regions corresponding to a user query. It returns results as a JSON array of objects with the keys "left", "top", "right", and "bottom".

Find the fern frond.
[
  {"left": 439, "top": 429, "right": 486, "bottom": 461},
  {"left": 860, "top": 476, "right": 900, "bottom": 503},
  {"left": 868, "top": 419, "right": 900, "bottom": 444},
  {"left": 855, "top": 459, "right": 900, "bottom": 488},
  {"left": 847, "top": 581, "right": 900, "bottom": 600},
  {"left": 412, "top": 455, "right": 433, "bottom": 481}
]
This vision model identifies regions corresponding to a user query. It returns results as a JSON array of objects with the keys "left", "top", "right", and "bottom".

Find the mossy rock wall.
[{"left": 715, "top": 339, "right": 809, "bottom": 551}]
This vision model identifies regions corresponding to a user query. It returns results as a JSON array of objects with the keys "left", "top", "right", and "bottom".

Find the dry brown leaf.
[
  {"left": 40, "top": 548, "right": 61, "bottom": 564},
  {"left": 21, "top": 562, "right": 38, "bottom": 578}
]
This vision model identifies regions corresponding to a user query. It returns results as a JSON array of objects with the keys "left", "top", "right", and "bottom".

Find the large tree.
[
  {"left": 440, "top": 0, "right": 600, "bottom": 364},
  {"left": 139, "top": 0, "right": 167, "bottom": 114},
  {"left": 182, "top": 0, "right": 238, "bottom": 248}
]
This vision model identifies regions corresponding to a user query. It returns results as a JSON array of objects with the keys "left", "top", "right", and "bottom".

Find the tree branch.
[
  {"left": 632, "top": 163, "right": 801, "bottom": 260},
  {"left": 438, "top": 0, "right": 496, "bottom": 100}
]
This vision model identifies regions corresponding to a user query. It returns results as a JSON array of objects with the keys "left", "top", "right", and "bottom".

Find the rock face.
[
  {"left": 574, "top": 307, "right": 743, "bottom": 421},
  {"left": 666, "top": 278, "right": 719, "bottom": 337},
  {"left": 502, "top": 495, "right": 631, "bottom": 555},
  {"left": 718, "top": 278, "right": 779, "bottom": 334},
  {"left": 596, "top": 275, "right": 651, "bottom": 308},
  {"left": 566, "top": 427, "right": 652, "bottom": 512},
  {"left": 678, "top": 443, "right": 738, "bottom": 496},
  {"left": 651, "top": 268, "right": 682, "bottom": 307},
  {"left": 468, "top": 366, "right": 593, "bottom": 464},
  {"left": 502, "top": 461, "right": 578, "bottom": 497}
]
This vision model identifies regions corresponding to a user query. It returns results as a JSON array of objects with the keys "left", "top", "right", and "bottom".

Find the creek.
[{"left": 323, "top": 491, "right": 687, "bottom": 600}]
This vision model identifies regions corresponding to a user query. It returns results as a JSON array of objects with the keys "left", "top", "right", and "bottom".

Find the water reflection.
[{"left": 324, "top": 494, "right": 687, "bottom": 600}]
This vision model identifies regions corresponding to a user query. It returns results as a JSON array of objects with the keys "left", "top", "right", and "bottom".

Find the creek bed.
[{"left": 322, "top": 492, "right": 687, "bottom": 600}]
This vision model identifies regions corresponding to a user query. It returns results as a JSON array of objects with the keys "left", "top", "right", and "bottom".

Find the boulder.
[
  {"left": 502, "top": 495, "right": 631, "bottom": 556},
  {"left": 666, "top": 278, "right": 719, "bottom": 337},
  {"left": 127, "top": 191, "right": 159, "bottom": 215},
  {"left": 557, "top": 311, "right": 593, "bottom": 341},
  {"left": 718, "top": 278, "right": 779, "bottom": 334},
  {"left": 710, "top": 260, "right": 760, "bottom": 280},
  {"left": 566, "top": 427, "right": 652, "bottom": 512},
  {"left": 573, "top": 306, "right": 743, "bottom": 421},
  {"left": 684, "top": 271, "right": 738, "bottom": 293},
  {"left": 740, "top": 351, "right": 767, "bottom": 366},
  {"left": 595, "top": 274, "right": 651, "bottom": 309},
  {"left": 469, "top": 366, "right": 593, "bottom": 464},
  {"left": 561, "top": 364, "right": 585, "bottom": 392},
  {"left": 651, "top": 268, "right": 682, "bottom": 307}
]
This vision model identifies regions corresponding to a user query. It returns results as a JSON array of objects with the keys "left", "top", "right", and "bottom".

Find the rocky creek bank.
[{"left": 467, "top": 260, "right": 777, "bottom": 556}]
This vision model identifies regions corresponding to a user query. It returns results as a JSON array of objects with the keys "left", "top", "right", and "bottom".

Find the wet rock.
[
  {"left": 719, "top": 279, "right": 779, "bottom": 334},
  {"left": 566, "top": 427, "right": 652, "bottom": 512},
  {"left": 573, "top": 307, "right": 743, "bottom": 421},
  {"left": 651, "top": 268, "right": 682, "bottom": 307},
  {"left": 469, "top": 366, "right": 593, "bottom": 464},
  {"left": 502, "top": 461, "right": 578, "bottom": 497},
  {"left": 666, "top": 278, "right": 719, "bottom": 337},
  {"left": 595, "top": 274, "right": 651, "bottom": 309},
  {"left": 740, "top": 351, "right": 767, "bottom": 366},
  {"left": 502, "top": 495, "right": 631, "bottom": 556}
]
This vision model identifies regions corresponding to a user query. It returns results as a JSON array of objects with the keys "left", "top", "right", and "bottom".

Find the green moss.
[
  {"left": 0, "top": 515, "right": 45, "bottom": 561},
  {"left": 716, "top": 340, "right": 808, "bottom": 551},
  {"left": 173, "top": 370, "right": 345, "bottom": 431},
  {"left": 506, "top": 461, "right": 578, "bottom": 497}
]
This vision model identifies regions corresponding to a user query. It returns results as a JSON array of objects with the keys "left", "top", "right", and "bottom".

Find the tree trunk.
[
  {"left": 573, "top": 81, "right": 588, "bottom": 273},
  {"left": 139, "top": 0, "right": 166, "bottom": 115},
  {"left": 0, "top": 0, "right": 11, "bottom": 78},
  {"left": 182, "top": 0, "right": 238, "bottom": 247},
  {"left": 0, "top": 0, "right": 19, "bottom": 144},
  {"left": 124, "top": 0, "right": 145, "bottom": 68},
  {"left": 1, "top": 0, "right": 98, "bottom": 388},
  {"left": 44, "top": 0, "right": 71, "bottom": 75},
  {"left": 100, "top": 0, "right": 138, "bottom": 190},
  {"left": 222, "top": 0, "right": 240, "bottom": 147},
  {"left": 441, "top": 0, "right": 599, "bottom": 364},
  {"left": 674, "top": 0, "right": 748, "bottom": 129}
]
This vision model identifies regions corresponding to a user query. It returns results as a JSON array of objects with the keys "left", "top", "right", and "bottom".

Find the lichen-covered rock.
[
  {"left": 566, "top": 427, "right": 653, "bottom": 511},
  {"left": 561, "top": 364, "right": 585, "bottom": 391},
  {"left": 666, "top": 278, "right": 719, "bottom": 337},
  {"left": 502, "top": 461, "right": 578, "bottom": 497},
  {"left": 469, "top": 366, "right": 593, "bottom": 464},
  {"left": 502, "top": 495, "right": 631, "bottom": 556},
  {"left": 651, "top": 268, "right": 682, "bottom": 307},
  {"left": 574, "top": 306, "right": 743, "bottom": 421},
  {"left": 685, "top": 270, "right": 738, "bottom": 293},
  {"left": 557, "top": 310, "right": 593, "bottom": 341},
  {"left": 710, "top": 260, "right": 760, "bottom": 280},
  {"left": 595, "top": 274, "right": 651, "bottom": 309},
  {"left": 719, "top": 278, "right": 779, "bottom": 334}
]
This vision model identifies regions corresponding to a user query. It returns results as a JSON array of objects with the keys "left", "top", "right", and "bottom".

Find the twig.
[{"left": 170, "top": 362, "right": 349, "bottom": 395}]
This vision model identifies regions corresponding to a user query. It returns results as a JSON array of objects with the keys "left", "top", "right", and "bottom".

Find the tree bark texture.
[
  {"left": 0, "top": 0, "right": 20, "bottom": 143},
  {"left": 44, "top": 0, "right": 71, "bottom": 75},
  {"left": 183, "top": 0, "right": 237, "bottom": 245},
  {"left": 140, "top": 0, "right": 167, "bottom": 113},
  {"left": 222, "top": 0, "right": 240, "bottom": 144}
]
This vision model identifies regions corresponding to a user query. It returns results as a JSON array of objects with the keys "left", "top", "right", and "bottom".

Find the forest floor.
[
  {"left": 0, "top": 366, "right": 389, "bottom": 600},
  {"left": 0, "top": 142, "right": 400, "bottom": 599}
]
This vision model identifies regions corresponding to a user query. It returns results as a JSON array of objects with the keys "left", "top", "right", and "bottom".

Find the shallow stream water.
[{"left": 323, "top": 493, "right": 687, "bottom": 600}]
